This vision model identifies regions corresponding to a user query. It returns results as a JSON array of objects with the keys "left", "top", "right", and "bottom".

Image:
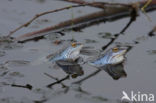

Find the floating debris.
[
  {"left": 98, "top": 32, "right": 113, "bottom": 39},
  {"left": 4, "top": 60, "right": 30, "bottom": 67},
  {"left": 0, "top": 36, "right": 22, "bottom": 50},
  {"left": 0, "top": 51, "right": 5, "bottom": 57},
  {"left": 0, "top": 64, "right": 8, "bottom": 77},
  {"left": 30, "top": 19, "right": 51, "bottom": 29},
  {"left": 136, "top": 35, "right": 148, "bottom": 42},
  {"left": 53, "top": 40, "right": 62, "bottom": 45},
  {"left": 9, "top": 72, "right": 24, "bottom": 78},
  {"left": 85, "top": 39, "right": 97, "bottom": 44},
  {"left": 147, "top": 50, "right": 156, "bottom": 55}
]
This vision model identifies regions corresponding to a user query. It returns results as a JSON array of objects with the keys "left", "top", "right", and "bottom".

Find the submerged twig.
[
  {"left": 44, "top": 73, "right": 68, "bottom": 88},
  {"left": 11, "top": 84, "right": 33, "bottom": 90},
  {"left": 47, "top": 75, "right": 70, "bottom": 88},
  {"left": 102, "top": 4, "right": 138, "bottom": 50},
  {"left": 1, "top": 82, "right": 33, "bottom": 90},
  {"left": 120, "top": 6, "right": 137, "bottom": 34},
  {"left": 72, "top": 69, "right": 101, "bottom": 84}
]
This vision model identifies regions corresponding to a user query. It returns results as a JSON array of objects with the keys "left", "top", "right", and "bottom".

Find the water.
[{"left": 0, "top": 0, "right": 156, "bottom": 103}]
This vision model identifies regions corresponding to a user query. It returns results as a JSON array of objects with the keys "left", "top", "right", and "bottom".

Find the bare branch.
[{"left": 7, "top": 4, "right": 86, "bottom": 37}]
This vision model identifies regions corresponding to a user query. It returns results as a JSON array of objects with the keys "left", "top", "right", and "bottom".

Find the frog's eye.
[
  {"left": 71, "top": 42, "right": 76, "bottom": 47},
  {"left": 112, "top": 47, "right": 118, "bottom": 52}
]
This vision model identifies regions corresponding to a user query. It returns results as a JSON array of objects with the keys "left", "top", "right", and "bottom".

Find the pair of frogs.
[{"left": 47, "top": 43, "right": 127, "bottom": 79}]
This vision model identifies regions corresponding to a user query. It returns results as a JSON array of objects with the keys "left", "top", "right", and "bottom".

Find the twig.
[
  {"left": 47, "top": 75, "right": 70, "bottom": 88},
  {"left": 102, "top": 5, "right": 137, "bottom": 50},
  {"left": 72, "top": 69, "right": 101, "bottom": 84},
  {"left": 16, "top": 6, "right": 132, "bottom": 42},
  {"left": 120, "top": 7, "right": 137, "bottom": 34},
  {"left": 11, "top": 84, "right": 33, "bottom": 90},
  {"left": 44, "top": 73, "right": 67, "bottom": 88}
]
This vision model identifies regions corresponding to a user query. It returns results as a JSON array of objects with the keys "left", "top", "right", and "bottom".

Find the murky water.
[{"left": 0, "top": 0, "right": 156, "bottom": 103}]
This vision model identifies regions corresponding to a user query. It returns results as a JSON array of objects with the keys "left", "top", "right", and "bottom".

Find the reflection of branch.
[
  {"left": 47, "top": 75, "right": 70, "bottom": 88},
  {"left": 72, "top": 69, "right": 101, "bottom": 84}
]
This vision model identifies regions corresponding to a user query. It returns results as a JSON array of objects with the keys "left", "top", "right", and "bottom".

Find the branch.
[
  {"left": 7, "top": 4, "right": 86, "bottom": 37},
  {"left": 15, "top": 5, "right": 132, "bottom": 42},
  {"left": 9, "top": 1, "right": 156, "bottom": 42}
]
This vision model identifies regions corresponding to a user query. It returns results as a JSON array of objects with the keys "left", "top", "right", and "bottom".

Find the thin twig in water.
[
  {"left": 11, "top": 84, "right": 33, "bottom": 90},
  {"left": 102, "top": 5, "right": 137, "bottom": 50},
  {"left": 72, "top": 69, "right": 101, "bottom": 84},
  {"left": 44, "top": 73, "right": 68, "bottom": 88},
  {"left": 47, "top": 75, "right": 70, "bottom": 88},
  {"left": 120, "top": 7, "right": 137, "bottom": 34}
]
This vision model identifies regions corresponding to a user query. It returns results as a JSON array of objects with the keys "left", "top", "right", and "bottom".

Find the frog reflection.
[
  {"left": 56, "top": 59, "right": 84, "bottom": 78},
  {"left": 104, "top": 63, "right": 127, "bottom": 80}
]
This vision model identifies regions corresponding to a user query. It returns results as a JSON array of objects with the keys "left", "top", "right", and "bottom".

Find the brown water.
[{"left": 0, "top": 0, "right": 156, "bottom": 103}]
